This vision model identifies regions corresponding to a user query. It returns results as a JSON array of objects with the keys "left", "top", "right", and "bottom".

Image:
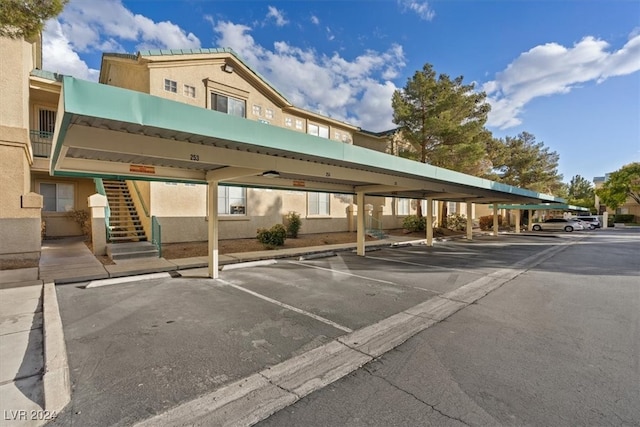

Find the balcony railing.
[{"left": 30, "top": 130, "right": 53, "bottom": 158}]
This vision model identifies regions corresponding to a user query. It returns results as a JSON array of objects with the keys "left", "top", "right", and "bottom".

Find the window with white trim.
[
  {"left": 295, "top": 119, "right": 303, "bottom": 130},
  {"left": 308, "top": 123, "right": 329, "bottom": 139},
  {"left": 218, "top": 186, "right": 246, "bottom": 215},
  {"left": 265, "top": 108, "right": 274, "bottom": 119},
  {"left": 308, "top": 192, "right": 330, "bottom": 215},
  {"left": 252, "top": 104, "right": 262, "bottom": 116},
  {"left": 183, "top": 84, "right": 195, "bottom": 98},
  {"left": 285, "top": 117, "right": 293, "bottom": 127},
  {"left": 40, "top": 182, "right": 74, "bottom": 212},
  {"left": 398, "top": 198, "right": 410, "bottom": 216},
  {"left": 420, "top": 199, "right": 438, "bottom": 214},
  {"left": 448, "top": 202, "right": 457, "bottom": 214},
  {"left": 211, "top": 93, "right": 246, "bottom": 117},
  {"left": 164, "top": 79, "right": 177, "bottom": 93}
]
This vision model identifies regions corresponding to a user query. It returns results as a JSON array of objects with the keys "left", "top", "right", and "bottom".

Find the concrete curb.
[
  {"left": 42, "top": 282, "right": 71, "bottom": 413},
  {"left": 85, "top": 272, "right": 172, "bottom": 288}
]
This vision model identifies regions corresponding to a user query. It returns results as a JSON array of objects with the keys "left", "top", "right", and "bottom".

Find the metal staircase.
[{"left": 102, "top": 179, "right": 159, "bottom": 260}]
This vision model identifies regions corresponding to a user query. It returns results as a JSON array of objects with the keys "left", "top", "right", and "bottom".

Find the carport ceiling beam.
[
  {"left": 354, "top": 184, "right": 416, "bottom": 194},
  {"left": 205, "top": 167, "right": 262, "bottom": 182}
]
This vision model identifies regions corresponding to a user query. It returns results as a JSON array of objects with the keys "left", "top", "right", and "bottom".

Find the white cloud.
[
  {"left": 266, "top": 6, "right": 288, "bottom": 27},
  {"left": 42, "top": 0, "right": 200, "bottom": 80},
  {"left": 311, "top": 15, "right": 320, "bottom": 25},
  {"left": 398, "top": 0, "right": 435, "bottom": 21},
  {"left": 213, "top": 20, "right": 404, "bottom": 131},
  {"left": 484, "top": 33, "right": 640, "bottom": 129},
  {"left": 42, "top": 19, "right": 99, "bottom": 81}
]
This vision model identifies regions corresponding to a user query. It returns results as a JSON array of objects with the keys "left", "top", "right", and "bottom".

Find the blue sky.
[{"left": 42, "top": 0, "right": 640, "bottom": 184}]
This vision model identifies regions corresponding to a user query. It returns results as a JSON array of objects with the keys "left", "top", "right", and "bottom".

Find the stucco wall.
[
  {"left": 32, "top": 175, "right": 95, "bottom": 237},
  {"left": 0, "top": 37, "right": 31, "bottom": 129}
]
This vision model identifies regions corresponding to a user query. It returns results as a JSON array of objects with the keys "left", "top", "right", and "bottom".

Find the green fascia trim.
[
  {"left": 59, "top": 77, "right": 565, "bottom": 203},
  {"left": 102, "top": 52, "right": 138, "bottom": 61},
  {"left": 30, "top": 69, "right": 64, "bottom": 82},
  {"left": 490, "top": 204, "right": 589, "bottom": 211},
  {"left": 50, "top": 95, "right": 72, "bottom": 175}
]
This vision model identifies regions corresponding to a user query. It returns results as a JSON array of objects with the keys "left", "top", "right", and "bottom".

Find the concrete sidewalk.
[{"left": 38, "top": 235, "right": 422, "bottom": 284}]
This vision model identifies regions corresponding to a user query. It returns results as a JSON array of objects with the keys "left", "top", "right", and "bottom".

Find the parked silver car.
[
  {"left": 532, "top": 218, "right": 584, "bottom": 232},
  {"left": 575, "top": 216, "right": 601, "bottom": 228}
]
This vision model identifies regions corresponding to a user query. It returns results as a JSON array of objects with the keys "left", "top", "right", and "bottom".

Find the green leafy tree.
[
  {"left": 0, "top": 0, "right": 68, "bottom": 39},
  {"left": 596, "top": 162, "right": 640, "bottom": 210},
  {"left": 566, "top": 175, "right": 595, "bottom": 211},
  {"left": 486, "top": 132, "right": 564, "bottom": 195},
  {"left": 392, "top": 63, "right": 491, "bottom": 221}
]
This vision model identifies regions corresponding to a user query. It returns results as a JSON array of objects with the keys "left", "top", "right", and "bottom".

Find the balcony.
[{"left": 30, "top": 130, "right": 53, "bottom": 158}]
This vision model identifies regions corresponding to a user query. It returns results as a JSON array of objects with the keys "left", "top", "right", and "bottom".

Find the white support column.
[
  {"left": 466, "top": 202, "right": 473, "bottom": 240},
  {"left": 356, "top": 192, "right": 365, "bottom": 256},
  {"left": 493, "top": 205, "right": 499, "bottom": 236},
  {"left": 528, "top": 209, "right": 533, "bottom": 231},
  {"left": 426, "top": 197, "right": 434, "bottom": 247},
  {"left": 515, "top": 209, "right": 521, "bottom": 233},
  {"left": 207, "top": 180, "right": 219, "bottom": 279}
]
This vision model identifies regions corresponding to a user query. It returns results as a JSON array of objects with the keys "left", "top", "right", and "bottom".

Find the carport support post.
[
  {"left": 493, "top": 205, "right": 499, "bottom": 236},
  {"left": 466, "top": 202, "right": 473, "bottom": 240},
  {"left": 356, "top": 192, "right": 366, "bottom": 256},
  {"left": 426, "top": 197, "right": 434, "bottom": 247},
  {"left": 207, "top": 180, "right": 219, "bottom": 279},
  {"left": 515, "top": 209, "right": 521, "bottom": 233},
  {"left": 528, "top": 209, "right": 533, "bottom": 231}
]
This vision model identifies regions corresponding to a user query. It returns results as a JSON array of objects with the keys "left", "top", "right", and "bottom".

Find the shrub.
[
  {"left": 479, "top": 214, "right": 502, "bottom": 231},
  {"left": 614, "top": 214, "right": 635, "bottom": 223},
  {"left": 66, "top": 209, "right": 91, "bottom": 237},
  {"left": 285, "top": 211, "right": 301, "bottom": 238},
  {"left": 446, "top": 213, "right": 467, "bottom": 231},
  {"left": 402, "top": 215, "right": 426, "bottom": 232},
  {"left": 256, "top": 224, "right": 287, "bottom": 248}
]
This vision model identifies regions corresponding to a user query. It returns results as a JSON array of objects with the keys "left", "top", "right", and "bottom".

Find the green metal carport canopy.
[{"left": 50, "top": 77, "right": 567, "bottom": 277}]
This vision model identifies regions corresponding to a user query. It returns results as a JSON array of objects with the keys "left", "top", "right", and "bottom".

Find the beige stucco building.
[{"left": 0, "top": 38, "right": 495, "bottom": 265}]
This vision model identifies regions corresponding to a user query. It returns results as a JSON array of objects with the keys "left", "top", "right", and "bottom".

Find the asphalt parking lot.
[{"left": 51, "top": 233, "right": 579, "bottom": 426}]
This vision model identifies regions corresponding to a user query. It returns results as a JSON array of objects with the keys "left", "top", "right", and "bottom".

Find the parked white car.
[
  {"left": 575, "top": 216, "right": 601, "bottom": 229},
  {"left": 532, "top": 218, "right": 584, "bottom": 232}
]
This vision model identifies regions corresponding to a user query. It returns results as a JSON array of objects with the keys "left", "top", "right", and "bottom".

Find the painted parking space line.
[
  {"left": 287, "top": 260, "right": 439, "bottom": 294},
  {"left": 365, "top": 255, "right": 487, "bottom": 277},
  {"left": 214, "top": 278, "right": 353, "bottom": 333}
]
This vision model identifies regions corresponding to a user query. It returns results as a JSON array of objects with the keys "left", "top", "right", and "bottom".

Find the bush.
[
  {"left": 66, "top": 209, "right": 91, "bottom": 237},
  {"left": 256, "top": 224, "right": 287, "bottom": 248},
  {"left": 446, "top": 213, "right": 467, "bottom": 231},
  {"left": 285, "top": 211, "right": 301, "bottom": 238},
  {"left": 402, "top": 215, "right": 426, "bottom": 232},
  {"left": 613, "top": 214, "right": 635, "bottom": 223},
  {"left": 479, "top": 215, "right": 502, "bottom": 231}
]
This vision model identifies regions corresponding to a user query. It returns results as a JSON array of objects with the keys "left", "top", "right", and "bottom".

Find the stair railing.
[
  {"left": 93, "top": 178, "right": 111, "bottom": 241},
  {"left": 151, "top": 216, "right": 162, "bottom": 257},
  {"left": 130, "top": 181, "right": 162, "bottom": 256},
  {"left": 366, "top": 216, "right": 385, "bottom": 239}
]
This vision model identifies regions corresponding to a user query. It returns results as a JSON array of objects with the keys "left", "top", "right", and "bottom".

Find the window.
[
  {"left": 265, "top": 108, "right": 274, "bottom": 119},
  {"left": 211, "top": 93, "right": 245, "bottom": 117},
  {"left": 420, "top": 200, "right": 438, "bottom": 214},
  {"left": 308, "top": 192, "right": 330, "bottom": 215},
  {"left": 252, "top": 104, "right": 262, "bottom": 116},
  {"left": 164, "top": 79, "right": 177, "bottom": 93},
  {"left": 285, "top": 117, "right": 293, "bottom": 127},
  {"left": 448, "top": 202, "right": 457, "bottom": 214},
  {"left": 38, "top": 108, "right": 56, "bottom": 134},
  {"left": 183, "top": 84, "right": 195, "bottom": 98},
  {"left": 40, "top": 183, "right": 74, "bottom": 212},
  {"left": 398, "top": 198, "right": 410, "bottom": 215},
  {"left": 295, "top": 119, "right": 303, "bottom": 130},
  {"left": 218, "top": 185, "right": 246, "bottom": 215},
  {"left": 308, "top": 123, "right": 329, "bottom": 139}
]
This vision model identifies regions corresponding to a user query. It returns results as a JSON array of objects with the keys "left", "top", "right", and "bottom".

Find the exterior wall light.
[
  {"left": 223, "top": 64, "right": 234, "bottom": 73},
  {"left": 262, "top": 171, "right": 280, "bottom": 178}
]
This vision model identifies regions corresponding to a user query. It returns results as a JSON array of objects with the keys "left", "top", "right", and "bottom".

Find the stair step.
[
  {"left": 106, "top": 242, "right": 158, "bottom": 260},
  {"left": 109, "top": 236, "right": 148, "bottom": 242}
]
